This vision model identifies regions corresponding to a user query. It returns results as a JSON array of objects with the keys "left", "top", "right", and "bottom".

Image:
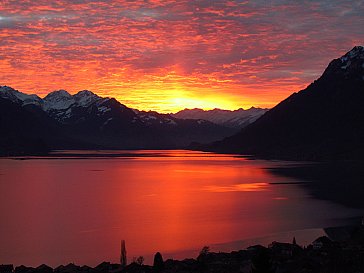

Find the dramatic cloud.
[{"left": 0, "top": 0, "right": 363, "bottom": 112}]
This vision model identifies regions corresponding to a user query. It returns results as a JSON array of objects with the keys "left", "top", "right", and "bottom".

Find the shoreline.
[
  {"left": 3, "top": 224, "right": 364, "bottom": 273},
  {"left": 2, "top": 223, "right": 361, "bottom": 263},
  {"left": 2, "top": 148, "right": 364, "bottom": 163}
]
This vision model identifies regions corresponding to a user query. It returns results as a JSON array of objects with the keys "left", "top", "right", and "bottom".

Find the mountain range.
[
  {"left": 0, "top": 86, "right": 266, "bottom": 155},
  {"left": 2, "top": 46, "right": 363, "bottom": 159},
  {"left": 197, "top": 46, "right": 364, "bottom": 160},
  {"left": 172, "top": 107, "right": 268, "bottom": 128}
]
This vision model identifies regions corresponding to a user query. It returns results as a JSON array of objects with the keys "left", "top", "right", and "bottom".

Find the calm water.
[{"left": 0, "top": 150, "right": 362, "bottom": 266}]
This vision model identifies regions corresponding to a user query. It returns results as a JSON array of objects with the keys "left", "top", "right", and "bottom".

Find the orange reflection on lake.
[
  {"left": 205, "top": 182, "right": 269, "bottom": 192},
  {"left": 0, "top": 150, "right": 362, "bottom": 267}
]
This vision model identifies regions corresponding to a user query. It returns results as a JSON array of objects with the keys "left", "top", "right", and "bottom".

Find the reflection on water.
[
  {"left": 204, "top": 182, "right": 269, "bottom": 192},
  {"left": 0, "top": 150, "right": 362, "bottom": 267}
]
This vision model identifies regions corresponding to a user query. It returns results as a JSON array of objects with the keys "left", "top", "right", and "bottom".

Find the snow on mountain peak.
[
  {"left": 346, "top": 46, "right": 364, "bottom": 58},
  {"left": 0, "top": 85, "right": 42, "bottom": 106},
  {"left": 0, "top": 86, "right": 106, "bottom": 112},
  {"left": 340, "top": 46, "right": 364, "bottom": 70},
  {"left": 75, "top": 90, "right": 98, "bottom": 97},
  {"left": 43, "top": 90, "right": 74, "bottom": 110},
  {"left": 172, "top": 107, "right": 268, "bottom": 128},
  {"left": 44, "top": 89, "right": 72, "bottom": 99},
  {"left": 0, "top": 86, "right": 20, "bottom": 102},
  {"left": 0, "top": 85, "right": 14, "bottom": 92},
  {"left": 74, "top": 90, "right": 101, "bottom": 107}
]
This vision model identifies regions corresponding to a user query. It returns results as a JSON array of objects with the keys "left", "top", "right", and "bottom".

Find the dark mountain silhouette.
[
  {"left": 198, "top": 46, "right": 364, "bottom": 160},
  {"left": 0, "top": 97, "right": 54, "bottom": 155},
  {"left": 0, "top": 86, "right": 235, "bottom": 154}
]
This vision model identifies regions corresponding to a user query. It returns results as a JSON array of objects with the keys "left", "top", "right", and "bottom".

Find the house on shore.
[
  {"left": 312, "top": 236, "right": 333, "bottom": 250},
  {"left": 0, "top": 265, "right": 14, "bottom": 273}
]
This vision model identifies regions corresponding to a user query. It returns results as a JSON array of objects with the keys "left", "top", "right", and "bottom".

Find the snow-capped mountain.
[
  {"left": 0, "top": 86, "right": 118, "bottom": 123},
  {"left": 172, "top": 107, "right": 268, "bottom": 129},
  {"left": 74, "top": 90, "right": 101, "bottom": 107},
  {"left": 0, "top": 86, "right": 103, "bottom": 112},
  {"left": 43, "top": 89, "right": 103, "bottom": 110},
  {"left": 0, "top": 85, "right": 43, "bottom": 106},
  {"left": 0, "top": 86, "right": 266, "bottom": 130},
  {"left": 339, "top": 45, "right": 364, "bottom": 71},
  {"left": 43, "top": 90, "right": 75, "bottom": 110},
  {"left": 0, "top": 86, "right": 236, "bottom": 153},
  {"left": 43, "top": 90, "right": 112, "bottom": 123}
]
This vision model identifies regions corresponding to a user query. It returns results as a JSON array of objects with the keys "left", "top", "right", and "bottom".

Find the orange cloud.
[{"left": 0, "top": 1, "right": 363, "bottom": 112}]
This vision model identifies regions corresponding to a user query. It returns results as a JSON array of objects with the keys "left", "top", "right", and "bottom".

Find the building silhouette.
[{"left": 120, "top": 240, "right": 127, "bottom": 268}]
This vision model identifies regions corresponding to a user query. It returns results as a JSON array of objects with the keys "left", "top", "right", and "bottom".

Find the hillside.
[{"left": 199, "top": 46, "right": 364, "bottom": 160}]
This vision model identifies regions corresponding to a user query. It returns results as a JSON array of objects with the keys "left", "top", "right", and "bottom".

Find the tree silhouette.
[
  {"left": 153, "top": 252, "right": 164, "bottom": 272},
  {"left": 199, "top": 246, "right": 210, "bottom": 257},
  {"left": 197, "top": 246, "right": 210, "bottom": 273},
  {"left": 136, "top": 256, "right": 144, "bottom": 266}
]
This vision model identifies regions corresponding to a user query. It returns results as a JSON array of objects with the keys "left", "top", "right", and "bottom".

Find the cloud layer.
[{"left": 1, "top": 0, "right": 363, "bottom": 112}]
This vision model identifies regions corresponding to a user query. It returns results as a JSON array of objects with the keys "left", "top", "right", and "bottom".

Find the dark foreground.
[{"left": 3, "top": 225, "right": 364, "bottom": 273}]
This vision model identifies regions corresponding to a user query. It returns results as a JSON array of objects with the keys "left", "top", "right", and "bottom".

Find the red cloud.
[{"left": 0, "top": 0, "right": 363, "bottom": 112}]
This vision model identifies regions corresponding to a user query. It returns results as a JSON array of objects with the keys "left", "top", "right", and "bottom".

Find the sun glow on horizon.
[
  {"left": 111, "top": 86, "right": 273, "bottom": 113},
  {"left": 171, "top": 97, "right": 234, "bottom": 112},
  {"left": 1, "top": 1, "right": 362, "bottom": 113},
  {"left": 3, "top": 82, "right": 290, "bottom": 113}
]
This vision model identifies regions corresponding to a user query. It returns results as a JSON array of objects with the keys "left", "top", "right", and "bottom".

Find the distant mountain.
[
  {"left": 198, "top": 46, "right": 364, "bottom": 160},
  {"left": 172, "top": 107, "right": 268, "bottom": 129},
  {"left": 0, "top": 86, "right": 236, "bottom": 154}
]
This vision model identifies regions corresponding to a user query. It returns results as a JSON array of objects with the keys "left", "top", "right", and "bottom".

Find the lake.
[{"left": 0, "top": 150, "right": 363, "bottom": 267}]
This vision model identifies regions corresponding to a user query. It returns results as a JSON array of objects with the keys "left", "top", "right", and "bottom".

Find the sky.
[{"left": 0, "top": 0, "right": 363, "bottom": 113}]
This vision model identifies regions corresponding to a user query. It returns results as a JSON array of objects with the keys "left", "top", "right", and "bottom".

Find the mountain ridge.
[
  {"left": 172, "top": 107, "right": 268, "bottom": 128},
  {"left": 0, "top": 85, "right": 266, "bottom": 124}
]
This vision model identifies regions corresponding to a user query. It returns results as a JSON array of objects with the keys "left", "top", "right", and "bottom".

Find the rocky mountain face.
[
  {"left": 0, "top": 87, "right": 236, "bottom": 155},
  {"left": 172, "top": 107, "right": 268, "bottom": 129},
  {"left": 199, "top": 46, "right": 364, "bottom": 160}
]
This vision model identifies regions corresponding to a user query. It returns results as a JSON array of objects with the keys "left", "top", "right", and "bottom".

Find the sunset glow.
[{"left": 1, "top": 1, "right": 363, "bottom": 112}]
